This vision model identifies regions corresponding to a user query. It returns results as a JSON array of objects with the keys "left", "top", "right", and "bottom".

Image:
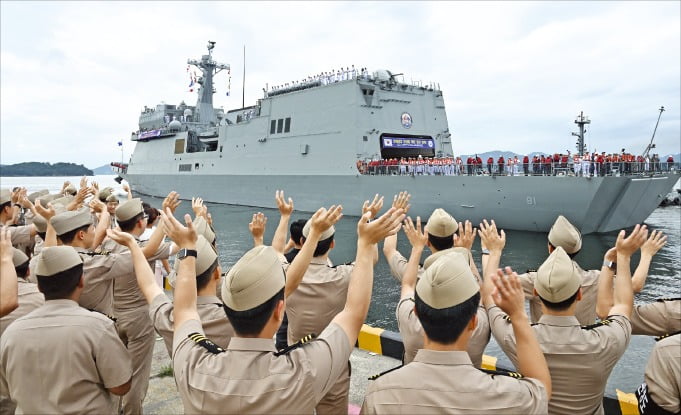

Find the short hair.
[
  {"left": 58, "top": 224, "right": 91, "bottom": 244},
  {"left": 289, "top": 219, "right": 307, "bottom": 245},
  {"left": 196, "top": 259, "right": 219, "bottom": 291},
  {"left": 15, "top": 261, "right": 29, "bottom": 279},
  {"left": 414, "top": 291, "right": 480, "bottom": 344},
  {"left": 548, "top": 242, "right": 580, "bottom": 259},
  {"left": 539, "top": 289, "right": 579, "bottom": 311},
  {"left": 37, "top": 263, "right": 83, "bottom": 300},
  {"left": 428, "top": 233, "right": 454, "bottom": 251},
  {"left": 0, "top": 201, "right": 10, "bottom": 212},
  {"left": 224, "top": 287, "right": 285, "bottom": 336},
  {"left": 118, "top": 212, "right": 144, "bottom": 232},
  {"left": 36, "top": 232, "right": 46, "bottom": 242},
  {"left": 313, "top": 235, "right": 334, "bottom": 257}
]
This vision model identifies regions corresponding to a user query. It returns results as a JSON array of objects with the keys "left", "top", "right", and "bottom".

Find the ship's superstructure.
[{"left": 119, "top": 42, "right": 679, "bottom": 234}]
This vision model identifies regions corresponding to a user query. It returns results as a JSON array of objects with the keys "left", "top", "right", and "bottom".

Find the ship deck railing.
[{"left": 358, "top": 162, "right": 681, "bottom": 178}]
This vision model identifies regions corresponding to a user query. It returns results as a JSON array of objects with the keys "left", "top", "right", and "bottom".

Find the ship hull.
[{"left": 122, "top": 171, "right": 680, "bottom": 234}]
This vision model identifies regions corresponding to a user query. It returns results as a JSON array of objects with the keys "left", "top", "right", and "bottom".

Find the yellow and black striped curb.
[{"left": 356, "top": 324, "right": 640, "bottom": 415}]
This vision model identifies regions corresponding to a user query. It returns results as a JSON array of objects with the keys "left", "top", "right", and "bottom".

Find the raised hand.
[
  {"left": 616, "top": 224, "right": 648, "bottom": 257},
  {"left": 34, "top": 200, "right": 56, "bottom": 220},
  {"left": 162, "top": 191, "right": 181, "bottom": 213},
  {"left": 19, "top": 194, "right": 34, "bottom": 210},
  {"left": 275, "top": 190, "right": 294, "bottom": 216},
  {"left": 191, "top": 197, "right": 204, "bottom": 217},
  {"left": 122, "top": 184, "right": 130, "bottom": 193},
  {"left": 358, "top": 207, "right": 405, "bottom": 246},
  {"left": 160, "top": 208, "right": 197, "bottom": 248},
  {"left": 90, "top": 181, "right": 99, "bottom": 194},
  {"left": 309, "top": 205, "right": 343, "bottom": 237},
  {"left": 89, "top": 199, "right": 106, "bottom": 214},
  {"left": 362, "top": 194, "right": 384, "bottom": 220},
  {"left": 492, "top": 267, "right": 526, "bottom": 318},
  {"left": 249, "top": 212, "right": 267, "bottom": 242},
  {"left": 391, "top": 191, "right": 411, "bottom": 214},
  {"left": 79, "top": 176, "right": 88, "bottom": 189},
  {"left": 106, "top": 228, "right": 137, "bottom": 248},
  {"left": 603, "top": 247, "right": 617, "bottom": 263},
  {"left": 454, "top": 220, "right": 477, "bottom": 250},
  {"left": 403, "top": 216, "right": 428, "bottom": 250},
  {"left": 641, "top": 230, "right": 667, "bottom": 257},
  {"left": 478, "top": 219, "right": 505, "bottom": 254}
]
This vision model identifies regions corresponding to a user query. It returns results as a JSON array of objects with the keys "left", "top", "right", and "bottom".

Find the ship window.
[
  {"left": 174, "top": 139, "right": 185, "bottom": 154},
  {"left": 179, "top": 164, "right": 191, "bottom": 172},
  {"left": 270, "top": 120, "right": 276, "bottom": 134},
  {"left": 284, "top": 117, "right": 291, "bottom": 133},
  {"left": 277, "top": 119, "right": 283, "bottom": 133}
]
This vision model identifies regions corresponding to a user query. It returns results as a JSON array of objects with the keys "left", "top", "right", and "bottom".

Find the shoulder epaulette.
[
  {"left": 581, "top": 319, "right": 612, "bottom": 330},
  {"left": 368, "top": 364, "right": 403, "bottom": 381},
  {"left": 502, "top": 314, "right": 512, "bottom": 322},
  {"left": 655, "top": 330, "right": 681, "bottom": 342},
  {"left": 188, "top": 332, "right": 225, "bottom": 354},
  {"left": 87, "top": 308, "right": 117, "bottom": 322},
  {"left": 478, "top": 367, "right": 524, "bottom": 378},
  {"left": 526, "top": 269, "right": 537, "bottom": 273},
  {"left": 656, "top": 297, "right": 681, "bottom": 302},
  {"left": 81, "top": 251, "right": 109, "bottom": 257},
  {"left": 274, "top": 333, "right": 317, "bottom": 356},
  {"left": 331, "top": 262, "right": 354, "bottom": 269}
]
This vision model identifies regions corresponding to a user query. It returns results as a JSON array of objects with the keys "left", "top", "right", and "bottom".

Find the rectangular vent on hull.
[{"left": 179, "top": 164, "right": 191, "bottom": 172}]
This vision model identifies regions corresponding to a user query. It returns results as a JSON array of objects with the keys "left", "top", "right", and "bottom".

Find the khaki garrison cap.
[
  {"left": 415, "top": 253, "right": 479, "bottom": 309},
  {"left": 424, "top": 208, "right": 458, "bottom": 238},
  {"left": 193, "top": 216, "right": 216, "bottom": 244},
  {"left": 50, "top": 209, "right": 93, "bottom": 236},
  {"left": 27, "top": 189, "right": 49, "bottom": 204},
  {"left": 12, "top": 248, "right": 29, "bottom": 268},
  {"left": 302, "top": 219, "right": 335, "bottom": 241},
  {"left": 64, "top": 185, "right": 77, "bottom": 196},
  {"left": 167, "top": 235, "right": 218, "bottom": 287},
  {"left": 116, "top": 198, "right": 143, "bottom": 222},
  {"left": 36, "top": 246, "right": 83, "bottom": 277},
  {"left": 98, "top": 187, "right": 114, "bottom": 202},
  {"left": 32, "top": 215, "right": 48, "bottom": 233},
  {"left": 535, "top": 246, "right": 581, "bottom": 303},
  {"left": 221, "top": 245, "right": 285, "bottom": 312},
  {"left": 547, "top": 215, "right": 582, "bottom": 254},
  {"left": 0, "top": 189, "right": 11, "bottom": 205},
  {"left": 106, "top": 194, "right": 119, "bottom": 204},
  {"left": 423, "top": 246, "right": 473, "bottom": 270}
]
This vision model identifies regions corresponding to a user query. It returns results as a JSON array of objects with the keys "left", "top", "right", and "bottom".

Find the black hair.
[
  {"left": 118, "top": 212, "right": 144, "bottom": 232},
  {"left": 414, "top": 291, "right": 480, "bottom": 344},
  {"left": 428, "top": 233, "right": 454, "bottom": 251},
  {"left": 224, "top": 287, "right": 285, "bottom": 336},
  {"left": 0, "top": 201, "right": 10, "bottom": 212},
  {"left": 37, "top": 263, "right": 83, "bottom": 300},
  {"left": 548, "top": 242, "right": 580, "bottom": 259},
  {"left": 144, "top": 205, "right": 160, "bottom": 225},
  {"left": 289, "top": 219, "right": 307, "bottom": 245},
  {"left": 58, "top": 224, "right": 91, "bottom": 244},
  {"left": 196, "top": 259, "right": 219, "bottom": 291},
  {"left": 15, "top": 261, "right": 29, "bottom": 279},
  {"left": 312, "top": 235, "right": 334, "bottom": 257},
  {"left": 37, "top": 232, "right": 46, "bottom": 241},
  {"left": 539, "top": 290, "right": 579, "bottom": 311}
]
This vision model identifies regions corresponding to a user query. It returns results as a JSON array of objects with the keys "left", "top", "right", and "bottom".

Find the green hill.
[{"left": 0, "top": 162, "right": 93, "bottom": 177}]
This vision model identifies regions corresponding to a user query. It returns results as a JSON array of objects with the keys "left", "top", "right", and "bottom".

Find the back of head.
[
  {"left": 424, "top": 208, "right": 458, "bottom": 251},
  {"left": 302, "top": 219, "right": 335, "bottom": 257},
  {"left": 116, "top": 198, "right": 144, "bottom": 231},
  {"left": 415, "top": 253, "right": 480, "bottom": 344},
  {"left": 548, "top": 215, "right": 582, "bottom": 255},
  {"left": 289, "top": 219, "right": 307, "bottom": 245},
  {"left": 535, "top": 246, "right": 581, "bottom": 311},
  {"left": 221, "top": 246, "right": 285, "bottom": 335},
  {"left": 50, "top": 209, "right": 93, "bottom": 243},
  {"left": 167, "top": 235, "right": 218, "bottom": 290},
  {"left": 12, "top": 248, "right": 29, "bottom": 278},
  {"left": 36, "top": 246, "right": 84, "bottom": 300}
]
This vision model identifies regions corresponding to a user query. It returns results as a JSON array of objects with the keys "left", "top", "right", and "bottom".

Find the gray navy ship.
[{"left": 115, "top": 41, "right": 680, "bottom": 234}]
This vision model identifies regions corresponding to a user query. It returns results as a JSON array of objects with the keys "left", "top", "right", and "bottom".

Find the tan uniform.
[
  {"left": 74, "top": 246, "right": 134, "bottom": 316},
  {"left": 172, "top": 319, "right": 351, "bottom": 414},
  {"left": 99, "top": 237, "right": 172, "bottom": 415},
  {"left": 396, "top": 298, "right": 489, "bottom": 366},
  {"left": 630, "top": 299, "right": 681, "bottom": 336},
  {"left": 286, "top": 257, "right": 353, "bottom": 414},
  {"left": 636, "top": 334, "right": 681, "bottom": 414},
  {"left": 0, "top": 299, "right": 132, "bottom": 414},
  {"left": 386, "top": 250, "right": 424, "bottom": 283},
  {"left": 149, "top": 293, "right": 234, "bottom": 357},
  {"left": 518, "top": 263, "right": 600, "bottom": 325},
  {"left": 0, "top": 280, "right": 44, "bottom": 415},
  {"left": 488, "top": 306, "right": 631, "bottom": 415},
  {"left": 361, "top": 349, "right": 548, "bottom": 414}
]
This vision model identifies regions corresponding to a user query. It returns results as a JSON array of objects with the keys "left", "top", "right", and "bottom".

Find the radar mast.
[{"left": 187, "top": 41, "right": 230, "bottom": 128}]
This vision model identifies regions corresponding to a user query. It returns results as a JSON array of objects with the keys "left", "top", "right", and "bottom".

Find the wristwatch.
[
  {"left": 602, "top": 260, "right": 616, "bottom": 270},
  {"left": 177, "top": 249, "right": 198, "bottom": 260}
]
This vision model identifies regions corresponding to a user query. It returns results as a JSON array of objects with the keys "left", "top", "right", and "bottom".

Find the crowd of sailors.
[
  {"left": 358, "top": 152, "right": 677, "bottom": 177},
  {"left": 0, "top": 179, "right": 679, "bottom": 414},
  {"left": 267, "top": 65, "right": 370, "bottom": 95}
]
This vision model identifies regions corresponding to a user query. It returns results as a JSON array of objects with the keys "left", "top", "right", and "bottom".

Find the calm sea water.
[{"left": 2, "top": 174, "right": 679, "bottom": 394}]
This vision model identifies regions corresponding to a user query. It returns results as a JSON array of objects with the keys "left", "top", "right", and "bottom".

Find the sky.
[{"left": 1, "top": 1, "right": 679, "bottom": 169}]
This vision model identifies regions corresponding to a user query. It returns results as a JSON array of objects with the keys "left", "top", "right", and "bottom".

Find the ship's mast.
[
  {"left": 642, "top": 106, "right": 665, "bottom": 159},
  {"left": 187, "top": 41, "right": 230, "bottom": 128},
  {"left": 572, "top": 111, "right": 590, "bottom": 156}
]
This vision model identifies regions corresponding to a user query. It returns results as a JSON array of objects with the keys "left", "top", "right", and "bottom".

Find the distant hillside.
[
  {"left": 0, "top": 162, "right": 93, "bottom": 177},
  {"left": 91, "top": 164, "right": 116, "bottom": 175}
]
